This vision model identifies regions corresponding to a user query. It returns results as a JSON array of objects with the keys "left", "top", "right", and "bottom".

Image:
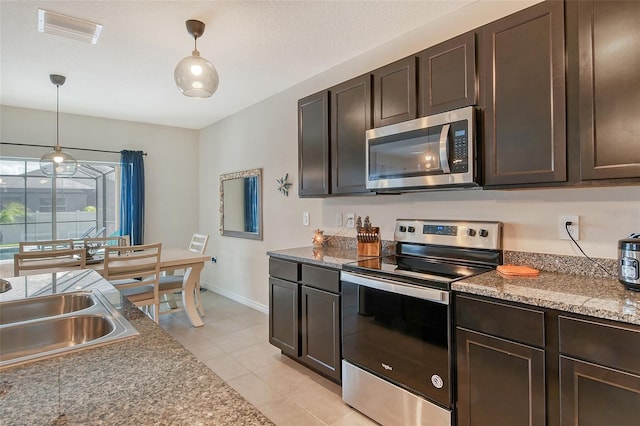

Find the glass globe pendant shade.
[
  {"left": 174, "top": 49, "right": 219, "bottom": 97},
  {"left": 40, "top": 145, "right": 78, "bottom": 177}
]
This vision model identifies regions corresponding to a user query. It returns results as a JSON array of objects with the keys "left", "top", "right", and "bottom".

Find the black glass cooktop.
[{"left": 343, "top": 254, "right": 492, "bottom": 290}]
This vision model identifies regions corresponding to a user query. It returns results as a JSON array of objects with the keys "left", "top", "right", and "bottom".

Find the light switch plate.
[
  {"left": 303, "top": 212, "right": 310, "bottom": 226},
  {"left": 346, "top": 213, "right": 355, "bottom": 229}
]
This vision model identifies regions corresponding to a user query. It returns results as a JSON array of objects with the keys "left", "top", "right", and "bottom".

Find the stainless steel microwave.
[{"left": 366, "top": 106, "right": 478, "bottom": 191}]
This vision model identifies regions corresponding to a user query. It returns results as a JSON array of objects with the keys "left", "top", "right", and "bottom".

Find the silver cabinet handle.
[{"left": 439, "top": 123, "right": 451, "bottom": 174}]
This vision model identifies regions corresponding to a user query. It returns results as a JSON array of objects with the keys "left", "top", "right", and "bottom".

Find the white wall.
[
  {"left": 0, "top": 105, "right": 200, "bottom": 249},
  {"left": 198, "top": 0, "right": 640, "bottom": 311}
]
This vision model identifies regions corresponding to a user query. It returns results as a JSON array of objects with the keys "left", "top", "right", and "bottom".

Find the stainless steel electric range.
[{"left": 341, "top": 219, "right": 503, "bottom": 426}]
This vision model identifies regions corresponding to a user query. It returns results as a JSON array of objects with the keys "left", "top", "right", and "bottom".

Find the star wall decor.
[{"left": 277, "top": 173, "right": 292, "bottom": 196}]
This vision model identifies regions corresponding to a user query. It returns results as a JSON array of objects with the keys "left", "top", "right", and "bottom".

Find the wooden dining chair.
[
  {"left": 103, "top": 242, "right": 162, "bottom": 323},
  {"left": 13, "top": 248, "right": 87, "bottom": 276},
  {"left": 159, "top": 233, "right": 209, "bottom": 317},
  {"left": 19, "top": 239, "right": 75, "bottom": 253}
]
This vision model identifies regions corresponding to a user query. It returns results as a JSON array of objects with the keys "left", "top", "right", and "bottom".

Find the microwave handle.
[{"left": 439, "top": 124, "right": 451, "bottom": 174}]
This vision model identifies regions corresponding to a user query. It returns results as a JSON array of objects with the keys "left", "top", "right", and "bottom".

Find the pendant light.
[
  {"left": 40, "top": 74, "right": 77, "bottom": 177},
  {"left": 174, "top": 19, "right": 219, "bottom": 98}
]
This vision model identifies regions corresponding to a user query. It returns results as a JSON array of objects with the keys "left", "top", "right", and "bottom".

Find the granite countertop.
[
  {"left": 453, "top": 271, "right": 640, "bottom": 326},
  {"left": 267, "top": 245, "right": 367, "bottom": 269},
  {"left": 0, "top": 270, "right": 273, "bottom": 425},
  {"left": 268, "top": 245, "right": 640, "bottom": 327}
]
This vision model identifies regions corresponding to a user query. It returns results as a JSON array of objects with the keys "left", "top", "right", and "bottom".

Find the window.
[{"left": 0, "top": 158, "right": 120, "bottom": 260}]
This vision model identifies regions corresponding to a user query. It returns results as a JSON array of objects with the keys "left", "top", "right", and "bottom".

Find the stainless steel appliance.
[
  {"left": 619, "top": 234, "right": 640, "bottom": 291},
  {"left": 366, "top": 106, "right": 478, "bottom": 191},
  {"left": 341, "top": 219, "right": 503, "bottom": 426}
]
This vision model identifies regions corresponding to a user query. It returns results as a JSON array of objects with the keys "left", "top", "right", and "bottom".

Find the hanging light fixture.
[
  {"left": 40, "top": 74, "right": 77, "bottom": 177},
  {"left": 174, "top": 19, "right": 219, "bottom": 98}
]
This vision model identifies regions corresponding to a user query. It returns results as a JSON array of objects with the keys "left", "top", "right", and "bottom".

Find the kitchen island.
[{"left": 0, "top": 270, "right": 273, "bottom": 425}]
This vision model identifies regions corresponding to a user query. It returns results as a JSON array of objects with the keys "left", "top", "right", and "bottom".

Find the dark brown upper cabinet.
[
  {"left": 330, "top": 74, "right": 372, "bottom": 195},
  {"left": 418, "top": 31, "right": 477, "bottom": 117},
  {"left": 575, "top": 0, "right": 640, "bottom": 180},
  {"left": 481, "top": 0, "right": 567, "bottom": 187},
  {"left": 456, "top": 295, "right": 547, "bottom": 426},
  {"left": 372, "top": 56, "right": 417, "bottom": 127},
  {"left": 298, "top": 90, "right": 330, "bottom": 197}
]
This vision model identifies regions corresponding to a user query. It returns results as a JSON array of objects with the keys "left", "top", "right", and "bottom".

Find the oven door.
[
  {"left": 341, "top": 271, "right": 452, "bottom": 408},
  {"left": 365, "top": 105, "right": 476, "bottom": 190}
]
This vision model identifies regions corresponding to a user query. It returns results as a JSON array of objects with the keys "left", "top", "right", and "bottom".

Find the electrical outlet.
[
  {"left": 559, "top": 215, "right": 580, "bottom": 240},
  {"left": 336, "top": 213, "right": 343, "bottom": 227},
  {"left": 346, "top": 213, "right": 355, "bottom": 229},
  {"left": 303, "top": 212, "right": 310, "bottom": 226}
]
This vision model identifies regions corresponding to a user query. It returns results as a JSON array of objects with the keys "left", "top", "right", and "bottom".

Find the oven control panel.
[{"left": 395, "top": 219, "right": 502, "bottom": 250}]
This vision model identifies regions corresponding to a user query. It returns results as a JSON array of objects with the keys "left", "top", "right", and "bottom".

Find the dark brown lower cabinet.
[
  {"left": 558, "top": 314, "right": 640, "bottom": 425},
  {"left": 268, "top": 277, "right": 299, "bottom": 357},
  {"left": 456, "top": 293, "right": 640, "bottom": 426},
  {"left": 456, "top": 328, "right": 546, "bottom": 426},
  {"left": 560, "top": 356, "right": 640, "bottom": 426},
  {"left": 300, "top": 285, "right": 341, "bottom": 381},
  {"left": 268, "top": 258, "right": 342, "bottom": 383}
]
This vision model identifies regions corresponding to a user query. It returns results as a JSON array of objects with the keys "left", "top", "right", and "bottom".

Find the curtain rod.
[{"left": 0, "top": 142, "right": 148, "bottom": 156}]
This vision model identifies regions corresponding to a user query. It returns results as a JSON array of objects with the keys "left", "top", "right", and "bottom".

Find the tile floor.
[{"left": 159, "top": 290, "right": 377, "bottom": 426}]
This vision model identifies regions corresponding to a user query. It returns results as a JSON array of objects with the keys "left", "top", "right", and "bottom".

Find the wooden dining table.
[
  {"left": 14, "top": 247, "right": 210, "bottom": 327},
  {"left": 94, "top": 248, "right": 210, "bottom": 327}
]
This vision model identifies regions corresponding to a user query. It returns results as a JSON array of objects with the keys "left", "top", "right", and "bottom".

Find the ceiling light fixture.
[
  {"left": 40, "top": 74, "right": 77, "bottom": 177},
  {"left": 174, "top": 19, "right": 219, "bottom": 98},
  {"left": 38, "top": 9, "right": 102, "bottom": 45}
]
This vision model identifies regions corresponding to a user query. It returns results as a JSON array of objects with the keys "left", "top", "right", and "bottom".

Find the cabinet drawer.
[
  {"left": 559, "top": 316, "right": 640, "bottom": 376},
  {"left": 301, "top": 264, "right": 340, "bottom": 293},
  {"left": 269, "top": 258, "right": 300, "bottom": 282},
  {"left": 456, "top": 294, "right": 545, "bottom": 347}
]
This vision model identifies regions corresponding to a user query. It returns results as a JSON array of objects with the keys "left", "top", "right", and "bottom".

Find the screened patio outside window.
[{"left": 0, "top": 158, "right": 120, "bottom": 260}]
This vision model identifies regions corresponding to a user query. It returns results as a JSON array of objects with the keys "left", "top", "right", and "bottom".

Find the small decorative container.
[{"left": 312, "top": 229, "right": 325, "bottom": 247}]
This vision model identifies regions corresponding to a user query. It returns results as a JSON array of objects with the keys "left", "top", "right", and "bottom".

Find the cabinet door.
[
  {"left": 300, "top": 285, "right": 341, "bottom": 382},
  {"left": 456, "top": 328, "right": 546, "bottom": 426},
  {"left": 419, "top": 31, "right": 476, "bottom": 116},
  {"left": 560, "top": 356, "right": 640, "bottom": 426},
  {"left": 269, "top": 277, "right": 299, "bottom": 357},
  {"left": 482, "top": 1, "right": 566, "bottom": 186},
  {"left": 298, "top": 90, "right": 330, "bottom": 197},
  {"left": 577, "top": 1, "right": 640, "bottom": 180},
  {"left": 330, "top": 74, "right": 372, "bottom": 194},
  {"left": 372, "top": 56, "right": 417, "bottom": 127}
]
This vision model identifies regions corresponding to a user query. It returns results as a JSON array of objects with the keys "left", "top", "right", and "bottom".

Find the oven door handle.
[{"left": 340, "top": 271, "right": 449, "bottom": 305}]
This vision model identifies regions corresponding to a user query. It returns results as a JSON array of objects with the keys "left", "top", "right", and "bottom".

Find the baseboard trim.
[{"left": 200, "top": 281, "right": 268, "bottom": 314}]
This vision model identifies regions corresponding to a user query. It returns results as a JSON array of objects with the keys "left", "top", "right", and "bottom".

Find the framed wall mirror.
[{"left": 220, "top": 168, "right": 263, "bottom": 240}]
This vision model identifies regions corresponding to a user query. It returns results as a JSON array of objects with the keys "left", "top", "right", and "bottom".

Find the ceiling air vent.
[{"left": 38, "top": 9, "right": 103, "bottom": 45}]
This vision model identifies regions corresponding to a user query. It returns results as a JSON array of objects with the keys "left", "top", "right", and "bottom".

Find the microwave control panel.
[{"left": 450, "top": 120, "right": 469, "bottom": 174}]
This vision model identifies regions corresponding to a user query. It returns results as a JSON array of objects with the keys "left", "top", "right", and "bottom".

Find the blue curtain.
[
  {"left": 120, "top": 150, "right": 145, "bottom": 245},
  {"left": 244, "top": 177, "right": 258, "bottom": 233}
]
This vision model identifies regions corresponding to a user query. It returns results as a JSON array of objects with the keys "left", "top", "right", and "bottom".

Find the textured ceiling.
[{"left": 0, "top": 1, "right": 475, "bottom": 130}]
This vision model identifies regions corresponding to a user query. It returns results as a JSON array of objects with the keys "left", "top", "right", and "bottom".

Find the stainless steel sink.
[
  {"left": 1, "top": 315, "right": 114, "bottom": 362},
  {"left": 0, "top": 290, "right": 138, "bottom": 368},
  {"left": 0, "top": 292, "right": 95, "bottom": 325}
]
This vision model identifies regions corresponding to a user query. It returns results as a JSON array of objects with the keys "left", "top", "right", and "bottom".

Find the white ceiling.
[{"left": 1, "top": 1, "right": 474, "bottom": 130}]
